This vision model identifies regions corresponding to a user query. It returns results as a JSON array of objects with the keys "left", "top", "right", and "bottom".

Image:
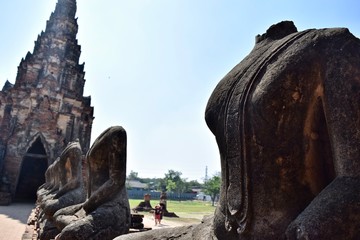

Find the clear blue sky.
[{"left": 1, "top": 0, "right": 359, "bottom": 182}]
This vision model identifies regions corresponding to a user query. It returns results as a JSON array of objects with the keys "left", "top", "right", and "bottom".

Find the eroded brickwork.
[{"left": 0, "top": 0, "right": 93, "bottom": 203}]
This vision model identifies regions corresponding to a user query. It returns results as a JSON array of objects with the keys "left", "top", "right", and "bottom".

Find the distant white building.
[
  {"left": 195, "top": 192, "right": 212, "bottom": 201},
  {"left": 126, "top": 180, "right": 148, "bottom": 190}
]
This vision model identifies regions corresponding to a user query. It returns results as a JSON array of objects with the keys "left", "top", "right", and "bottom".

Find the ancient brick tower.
[{"left": 0, "top": 0, "right": 93, "bottom": 203}]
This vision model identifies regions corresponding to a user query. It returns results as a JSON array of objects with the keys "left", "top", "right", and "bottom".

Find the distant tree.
[
  {"left": 127, "top": 170, "right": 140, "bottom": 181},
  {"left": 157, "top": 178, "right": 167, "bottom": 192},
  {"left": 164, "top": 170, "right": 182, "bottom": 192},
  {"left": 166, "top": 179, "right": 177, "bottom": 192},
  {"left": 165, "top": 170, "right": 182, "bottom": 183},
  {"left": 175, "top": 178, "right": 187, "bottom": 200},
  {"left": 187, "top": 180, "right": 203, "bottom": 189},
  {"left": 182, "top": 180, "right": 191, "bottom": 193},
  {"left": 203, "top": 173, "right": 221, "bottom": 206},
  {"left": 164, "top": 170, "right": 189, "bottom": 200}
]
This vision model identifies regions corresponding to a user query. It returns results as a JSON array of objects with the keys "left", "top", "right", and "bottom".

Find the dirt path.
[
  {"left": 142, "top": 215, "right": 187, "bottom": 229},
  {"left": 0, "top": 203, "right": 205, "bottom": 239},
  {"left": 0, "top": 202, "right": 35, "bottom": 240}
]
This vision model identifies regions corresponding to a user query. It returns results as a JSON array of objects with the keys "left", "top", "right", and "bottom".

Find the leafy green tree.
[
  {"left": 157, "top": 178, "right": 167, "bottom": 192},
  {"left": 127, "top": 170, "right": 140, "bottom": 181},
  {"left": 203, "top": 173, "right": 221, "bottom": 206},
  {"left": 164, "top": 170, "right": 188, "bottom": 199},
  {"left": 175, "top": 178, "right": 186, "bottom": 200},
  {"left": 187, "top": 180, "right": 203, "bottom": 189},
  {"left": 165, "top": 170, "right": 182, "bottom": 182},
  {"left": 166, "top": 179, "right": 177, "bottom": 192}
]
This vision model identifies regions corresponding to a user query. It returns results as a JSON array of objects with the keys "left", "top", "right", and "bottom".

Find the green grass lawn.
[{"left": 129, "top": 199, "right": 216, "bottom": 222}]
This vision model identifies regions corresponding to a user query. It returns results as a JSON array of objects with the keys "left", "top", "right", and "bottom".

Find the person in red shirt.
[{"left": 154, "top": 204, "right": 163, "bottom": 225}]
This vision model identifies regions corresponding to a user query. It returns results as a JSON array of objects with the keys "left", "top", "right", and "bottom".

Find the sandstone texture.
[
  {"left": 36, "top": 140, "right": 86, "bottom": 240},
  {"left": 205, "top": 21, "right": 360, "bottom": 239},
  {"left": 53, "top": 126, "right": 131, "bottom": 240}
]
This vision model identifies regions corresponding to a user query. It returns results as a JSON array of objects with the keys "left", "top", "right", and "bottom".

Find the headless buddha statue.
[
  {"left": 205, "top": 21, "right": 360, "bottom": 240},
  {"left": 54, "top": 126, "right": 131, "bottom": 240}
]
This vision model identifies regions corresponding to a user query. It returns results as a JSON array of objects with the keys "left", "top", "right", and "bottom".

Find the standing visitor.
[{"left": 154, "top": 204, "right": 163, "bottom": 225}]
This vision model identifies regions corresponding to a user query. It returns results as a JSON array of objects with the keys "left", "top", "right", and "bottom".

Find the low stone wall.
[{"left": 22, "top": 207, "right": 39, "bottom": 240}]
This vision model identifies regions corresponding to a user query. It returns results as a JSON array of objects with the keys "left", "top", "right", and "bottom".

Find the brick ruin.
[{"left": 0, "top": 0, "right": 93, "bottom": 204}]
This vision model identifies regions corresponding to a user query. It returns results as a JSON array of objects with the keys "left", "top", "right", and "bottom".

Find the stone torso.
[{"left": 205, "top": 21, "right": 360, "bottom": 239}]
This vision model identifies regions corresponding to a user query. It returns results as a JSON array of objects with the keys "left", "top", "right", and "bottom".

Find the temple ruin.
[{"left": 0, "top": 0, "right": 94, "bottom": 204}]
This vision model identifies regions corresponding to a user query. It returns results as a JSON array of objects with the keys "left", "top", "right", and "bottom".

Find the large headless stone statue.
[
  {"left": 115, "top": 21, "right": 360, "bottom": 240},
  {"left": 37, "top": 140, "right": 86, "bottom": 240},
  {"left": 37, "top": 158, "right": 61, "bottom": 202},
  {"left": 41, "top": 140, "right": 85, "bottom": 217},
  {"left": 54, "top": 126, "right": 131, "bottom": 240},
  {"left": 205, "top": 21, "right": 360, "bottom": 240}
]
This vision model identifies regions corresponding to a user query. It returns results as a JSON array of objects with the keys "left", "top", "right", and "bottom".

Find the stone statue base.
[{"left": 133, "top": 200, "right": 153, "bottom": 212}]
